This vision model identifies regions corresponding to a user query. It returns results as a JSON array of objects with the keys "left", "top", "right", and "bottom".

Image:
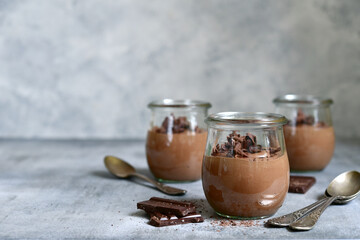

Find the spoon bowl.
[
  {"left": 103, "top": 155, "right": 187, "bottom": 195},
  {"left": 326, "top": 170, "right": 360, "bottom": 200},
  {"left": 104, "top": 155, "right": 136, "bottom": 178}
]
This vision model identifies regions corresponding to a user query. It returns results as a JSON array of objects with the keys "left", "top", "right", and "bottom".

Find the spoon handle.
[
  {"left": 289, "top": 196, "right": 337, "bottom": 230},
  {"left": 131, "top": 172, "right": 187, "bottom": 195},
  {"left": 267, "top": 197, "right": 328, "bottom": 226}
]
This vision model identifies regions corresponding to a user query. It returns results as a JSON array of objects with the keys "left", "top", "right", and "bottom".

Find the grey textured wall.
[{"left": 0, "top": 0, "right": 359, "bottom": 139}]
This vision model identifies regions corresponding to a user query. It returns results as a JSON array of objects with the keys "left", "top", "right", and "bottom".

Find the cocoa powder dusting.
[{"left": 211, "top": 219, "right": 261, "bottom": 227}]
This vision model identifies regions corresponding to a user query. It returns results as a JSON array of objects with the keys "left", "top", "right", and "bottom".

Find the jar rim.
[
  {"left": 205, "top": 112, "right": 288, "bottom": 128},
  {"left": 273, "top": 94, "right": 333, "bottom": 106},
  {"left": 148, "top": 99, "right": 212, "bottom": 108}
]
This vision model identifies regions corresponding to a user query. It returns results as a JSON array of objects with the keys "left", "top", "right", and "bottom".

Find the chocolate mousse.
[
  {"left": 284, "top": 110, "right": 335, "bottom": 171},
  {"left": 146, "top": 114, "right": 207, "bottom": 181},
  {"left": 202, "top": 132, "right": 289, "bottom": 218}
]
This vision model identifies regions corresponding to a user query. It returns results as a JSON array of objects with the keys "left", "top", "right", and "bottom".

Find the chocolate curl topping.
[
  {"left": 288, "top": 109, "right": 326, "bottom": 127},
  {"left": 211, "top": 131, "right": 281, "bottom": 158},
  {"left": 155, "top": 114, "right": 202, "bottom": 134}
]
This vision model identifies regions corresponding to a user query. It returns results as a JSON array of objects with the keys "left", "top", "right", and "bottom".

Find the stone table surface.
[{"left": 0, "top": 139, "right": 359, "bottom": 239}]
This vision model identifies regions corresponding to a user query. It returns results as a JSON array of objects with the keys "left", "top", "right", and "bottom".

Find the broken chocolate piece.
[
  {"left": 137, "top": 197, "right": 204, "bottom": 227},
  {"left": 288, "top": 176, "right": 316, "bottom": 193},
  {"left": 149, "top": 212, "right": 204, "bottom": 227},
  {"left": 137, "top": 197, "right": 196, "bottom": 217}
]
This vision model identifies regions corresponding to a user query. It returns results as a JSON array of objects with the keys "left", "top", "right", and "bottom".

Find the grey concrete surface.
[
  {"left": 0, "top": 138, "right": 359, "bottom": 239},
  {"left": 0, "top": 0, "right": 360, "bottom": 139}
]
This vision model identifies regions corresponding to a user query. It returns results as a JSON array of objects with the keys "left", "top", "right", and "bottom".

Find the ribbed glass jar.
[
  {"left": 146, "top": 99, "right": 211, "bottom": 182},
  {"left": 202, "top": 112, "right": 289, "bottom": 219},
  {"left": 273, "top": 94, "right": 335, "bottom": 171}
]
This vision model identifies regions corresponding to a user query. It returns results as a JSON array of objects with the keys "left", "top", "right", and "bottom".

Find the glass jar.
[
  {"left": 273, "top": 94, "right": 335, "bottom": 171},
  {"left": 202, "top": 112, "right": 289, "bottom": 219},
  {"left": 146, "top": 99, "right": 211, "bottom": 182}
]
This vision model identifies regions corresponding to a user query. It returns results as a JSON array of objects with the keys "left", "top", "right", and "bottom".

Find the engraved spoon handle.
[
  {"left": 267, "top": 197, "right": 328, "bottom": 226},
  {"left": 289, "top": 196, "right": 337, "bottom": 230},
  {"left": 131, "top": 172, "right": 187, "bottom": 195}
]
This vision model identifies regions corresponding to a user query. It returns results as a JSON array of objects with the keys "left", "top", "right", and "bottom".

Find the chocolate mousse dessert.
[
  {"left": 146, "top": 114, "right": 207, "bottom": 182},
  {"left": 202, "top": 131, "right": 289, "bottom": 219},
  {"left": 284, "top": 110, "right": 335, "bottom": 171}
]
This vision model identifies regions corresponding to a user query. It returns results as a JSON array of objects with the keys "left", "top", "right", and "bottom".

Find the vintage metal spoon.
[
  {"left": 289, "top": 170, "right": 360, "bottom": 230},
  {"left": 267, "top": 170, "right": 360, "bottom": 227},
  {"left": 104, "top": 156, "right": 187, "bottom": 195}
]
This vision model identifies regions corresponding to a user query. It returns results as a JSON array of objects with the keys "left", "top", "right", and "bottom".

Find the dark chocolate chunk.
[
  {"left": 289, "top": 176, "right": 316, "bottom": 194},
  {"left": 137, "top": 197, "right": 196, "bottom": 217},
  {"left": 149, "top": 212, "right": 204, "bottom": 227}
]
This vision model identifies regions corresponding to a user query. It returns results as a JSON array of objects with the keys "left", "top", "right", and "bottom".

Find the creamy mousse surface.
[
  {"left": 284, "top": 125, "right": 335, "bottom": 171},
  {"left": 202, "top": 132, "right": 289, "bottom": 218},
  {"left": 284, "top": 110, "right": 335, "bottom": 171},
  {"left": 146, "top": 114, "right": 207, "bottom": 181}
]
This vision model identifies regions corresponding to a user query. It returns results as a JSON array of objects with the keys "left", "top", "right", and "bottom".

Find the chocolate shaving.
[{"left": 246, "top": 133, "right": 257, "bottom": 145}]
